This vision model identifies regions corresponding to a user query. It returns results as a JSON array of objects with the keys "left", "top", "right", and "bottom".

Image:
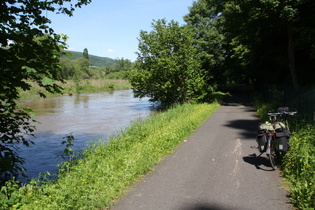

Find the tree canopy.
[
  {"left": 185, "top": 0, "right": 315, "bottom": 87},
  {"left": 130, "top": 0, "right": 315, "bottom": 107},
  {"left": 0, "top": 0, "right": 91, "bottom": 182}
]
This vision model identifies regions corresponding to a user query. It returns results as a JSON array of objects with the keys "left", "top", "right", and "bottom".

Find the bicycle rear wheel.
[{"left": 268, "top": 143, "right": 279, "bottom": 170}]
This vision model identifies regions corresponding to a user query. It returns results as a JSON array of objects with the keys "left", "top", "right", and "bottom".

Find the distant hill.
[{"left": 64, "top": 50, "right": 116, "bottom": 67}]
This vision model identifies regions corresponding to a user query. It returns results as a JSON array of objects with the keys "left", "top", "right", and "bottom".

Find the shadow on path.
[
  {"left": 243, "top": 153, "right": 275, "bottom": 171},
  {"left": 179, "top": 202, "right": 245, "bottom": 210},
  {"left": 224, "top": 119, "right": 259, "bottom": 139},
  {"left": 221, "top": 93, "right": 261, "bottom": 140}
]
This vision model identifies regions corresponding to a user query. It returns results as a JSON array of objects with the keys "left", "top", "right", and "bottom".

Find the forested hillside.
[
  {"left": 64, "top": 50, "right": 116, "bottom": 67},
  {"left": 60, "top": 49, "right": 133, "bottom": 80}
]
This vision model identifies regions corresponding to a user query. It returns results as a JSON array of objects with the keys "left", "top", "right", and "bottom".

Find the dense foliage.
[
  {"left": 0, "top": 0, "right": 91, "bottom": 183},
  {"left": 184, "top": 0, "right": 227, "bottom": 89},
  {"left": 129, "top": 19, "right": 208, "bottom": 107},
  {"left": 59, "top": 48, "right": 133, "bottom": 80},
  {"left": 130, "top": 0, "right": 315, "bottom": 107},
  {"left": 185, "top": 0, "right": 315, "bottom": 87},
  {"left": 282, "top": 125, "right": 315, "bottom": 209}
]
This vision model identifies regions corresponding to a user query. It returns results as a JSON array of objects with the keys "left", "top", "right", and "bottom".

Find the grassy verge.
[
  {"left": 281, "top": 125, "right": 315, "bottom": 209},
  {"left": 18, "top": 79, "right": 132, "bottom": 100},
  {"left": 0, "top": 102, "right": 220, "bottom": 209},
  {"left": 252, "top": 91, "right": 315, "bottom": 209}
]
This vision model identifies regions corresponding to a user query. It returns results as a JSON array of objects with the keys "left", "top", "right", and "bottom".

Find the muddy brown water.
[{"left": 17, "top": 90, "right": 153, "bottom": 183}]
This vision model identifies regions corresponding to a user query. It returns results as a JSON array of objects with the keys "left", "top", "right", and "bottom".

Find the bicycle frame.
[{"left": 265, "top": 131, "right": 275, "bottom": 155}]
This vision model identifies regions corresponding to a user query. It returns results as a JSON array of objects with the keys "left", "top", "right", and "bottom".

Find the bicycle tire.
[{"left": 268, "top": 140, "right": 279, "bottom": 170}]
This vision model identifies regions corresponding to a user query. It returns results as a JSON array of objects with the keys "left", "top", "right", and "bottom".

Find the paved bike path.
[{"left": 112, "top": 95, "right": 293, "bottom": 210}]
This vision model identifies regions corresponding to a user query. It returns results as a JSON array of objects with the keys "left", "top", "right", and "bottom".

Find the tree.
[
  {"left": 112, "top": 58, "right": 133, "bottom": 72},
  {"left": 129, "top": 19, "right": 207, "bottom": 107},
  {"left": 185, "top": 0, "right": 315, "bottom": 87},
  {"left": 0, "top": 0, "right": 91, "bottom": 183},
  {"left": 74, "top": 57, "right": 90, "bottom": 79},
  {"left": 83, "top": 48, "right": 89, "bottom": 60},
  {"left": 60, "top": 57, "right": 78, "bottom": 79},
  {"left": 184, "top": 0, "right": 227, "bottom": 89},
  {"left": 221, "top": 0, "right": 315, "bottom": 87}
]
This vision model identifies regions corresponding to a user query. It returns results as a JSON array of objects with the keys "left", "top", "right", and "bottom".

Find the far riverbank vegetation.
[
  {"left": 18, "top": 79, "right": 132, "bottom": 100},
  {"left": 18, "top": 50, "right": 133, "bottom": 100}
]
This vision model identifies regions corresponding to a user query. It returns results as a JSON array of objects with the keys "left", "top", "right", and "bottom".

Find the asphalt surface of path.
[{"left": 112, "top": 94, "right": 293, "bottom": 210}]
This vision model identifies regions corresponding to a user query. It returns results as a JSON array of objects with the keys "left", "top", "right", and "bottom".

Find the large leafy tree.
[
  {"left": 184, "top": 0, "right": 315, "bottom": 87},
  {"left": 0, "top": 0, "right": 91, "bottom": 183},
  {"left": 129, "top": 19, "right": 207, "bottom": 107},
  {"left": 184, "top": 0, "right": 227, "bottom": 89}
]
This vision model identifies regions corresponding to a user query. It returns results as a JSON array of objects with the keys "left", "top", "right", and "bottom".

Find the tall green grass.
[
  {"left": 282, "top": 125, "right": 315, "bottom": 209},
  {"left": 0, "top": 102, "right": 220, "bottom": 209}
]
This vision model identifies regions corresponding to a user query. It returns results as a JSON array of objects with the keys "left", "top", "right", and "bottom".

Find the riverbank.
[
  {"left": 0, "top": 102, "right": 220, "bottom": 209},
  {"left": 18, "top": 79, "right": 132, "bottom": 100},
  {"left": 16, "top": 89, "right": 152, "bottom": 182}
]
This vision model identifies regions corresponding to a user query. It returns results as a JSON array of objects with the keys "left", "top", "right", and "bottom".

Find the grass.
[
  {"left": 281, "top": 125, "right": 315, "bottom": 209},
  {"left": 0, "top": 102, "right": 220, "bottom": 209},
  {"left": 18, "top": 79, "right": 132, "bottom": 100}
]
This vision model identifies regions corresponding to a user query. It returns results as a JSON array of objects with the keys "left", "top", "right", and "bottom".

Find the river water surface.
[{"left": 18, "top": 90, "right": 152, "bottom": 182}]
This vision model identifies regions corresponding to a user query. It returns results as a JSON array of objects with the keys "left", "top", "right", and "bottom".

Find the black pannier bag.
[
  {"left": 275, "top": 128, "right": 291, "bottom": 152},
  {"left": 275, "top": 136, "right": 289, "bottom": 152},
  {"left": 257, "top": 132, "right": 267, "bottom": 153}
]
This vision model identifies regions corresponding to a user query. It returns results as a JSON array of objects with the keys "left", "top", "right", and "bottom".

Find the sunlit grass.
[{"left": 281, "top": 125, "right": 315, "bottom": 209}]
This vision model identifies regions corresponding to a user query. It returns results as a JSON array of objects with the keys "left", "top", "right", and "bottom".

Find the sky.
[{"left": 48, "top": 0, "right": 195, "bottom": 61}]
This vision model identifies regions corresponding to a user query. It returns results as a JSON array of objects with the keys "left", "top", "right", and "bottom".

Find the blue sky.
[{"left": 48, "top": 0, "right": 195, "bottom": 61}]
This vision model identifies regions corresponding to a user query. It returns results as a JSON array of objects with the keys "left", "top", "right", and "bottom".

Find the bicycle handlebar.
[{"left": 268, "top": 107, "right": 297, "bottom": 117}]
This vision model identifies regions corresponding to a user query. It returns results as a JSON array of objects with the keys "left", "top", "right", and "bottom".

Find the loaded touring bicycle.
[{"left": 256, "top": 107, "right": 297, "bottom": 169}]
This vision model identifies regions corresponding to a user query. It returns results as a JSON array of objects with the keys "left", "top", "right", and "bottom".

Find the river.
[{"left": 18, "top": 89, "right": 153, "bottom": 182}]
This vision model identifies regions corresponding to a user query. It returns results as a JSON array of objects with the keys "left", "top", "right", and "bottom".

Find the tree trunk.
[{"left": 287, "top": 24, "right": 299, "bottom": 87}]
